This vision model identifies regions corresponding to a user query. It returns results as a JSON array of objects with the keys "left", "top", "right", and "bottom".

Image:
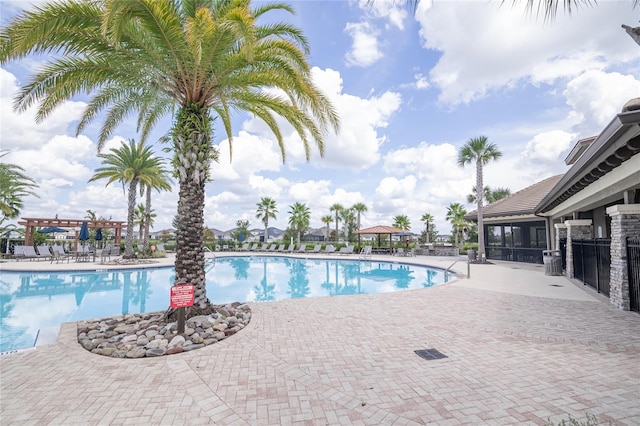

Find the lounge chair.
[
  {"left": 395, "top": 247, "right": 406, "bottom": 256},
  {"left": 240, "top": 243, "right": 250, "bottom": 251},
  {"left": 323, "top": 244, "right": 336, "bottom": 254},
  {"left": 311, "top": 244, "right": 321, "bottom": 253},
  {"left": 297, "top": 244, "right": 307, "bottom": 253},
  {"left": 338, "top": 245, "right": 354, "bottom": 255},
  {"left": 266, "top": 244, "right": 277, "bottom": 252},
  {"left": 22, "top": 245, "right": 39, "bottom": 261},
  {"left": 359, "top": 245, "right": 372, "bottom": 260},
  {"left": 12, "top": 245, "right": 26, "bottom": 261},
  {"left": 249, "top": 243, "right": 259, "bottom": 252},
  {"left": 276, "top": 244, "right": 286, "bottom": 252}
]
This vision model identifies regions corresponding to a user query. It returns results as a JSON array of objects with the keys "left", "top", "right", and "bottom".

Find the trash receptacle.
[
  {"left": 467, "top": 249, "right": 476, "bottom": 262},
  {"left": 542, "top": 250, "right": 562, "bottom": 276}
]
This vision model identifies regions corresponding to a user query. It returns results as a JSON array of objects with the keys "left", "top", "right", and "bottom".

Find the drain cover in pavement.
[
  {"left": 415, "top": 349, "right": 447, "bottom": 360},
  {"left": 549, "top": 284, "right": 563, "bottom": 287}
]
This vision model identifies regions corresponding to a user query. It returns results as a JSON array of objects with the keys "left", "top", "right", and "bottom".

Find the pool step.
[{"left": 34, "top": 327, "right": 60, "bottom": 347}]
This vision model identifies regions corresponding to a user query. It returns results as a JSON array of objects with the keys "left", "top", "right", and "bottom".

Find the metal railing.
[
  {"left": 572, "top": 239, "right": 611, "bottom": 296},
  {"left": 485, "top": 247, "right": 545, "bottom": 264}
]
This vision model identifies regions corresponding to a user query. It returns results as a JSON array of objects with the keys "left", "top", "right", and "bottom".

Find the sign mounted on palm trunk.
[{"left": 170, "top": 284, "right": 194, "bottom": 308}]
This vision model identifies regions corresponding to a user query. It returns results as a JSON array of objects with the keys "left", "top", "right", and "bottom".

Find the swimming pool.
[{"left": 0, "top": 256, "right": 450, "bottom": 352}]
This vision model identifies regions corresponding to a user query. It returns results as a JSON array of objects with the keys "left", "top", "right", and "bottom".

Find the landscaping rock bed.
[{"left": 77, "top": 302, "right": 251, "bottom": 358}]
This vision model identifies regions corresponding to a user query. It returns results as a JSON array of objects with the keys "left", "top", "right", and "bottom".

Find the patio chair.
[
  {"left": 240, "top": 243, "right": 250, "bottom": 251},
  {"left": 298, "top": 244, "right": 307, "bottom": 253},
  {"left": 51, "top": 245, "right": 72, "bottom": 263},
  {"left": 34, "top": 245, "right": 52, "bottom": 261},
  {"left": 21, "top": 245, "right": 39, "bottom": 261},
  {"left": 395, "top": 247, "right": 406, "bottom": 257},
  {"left": 267, "top": 244, "right": 277, "bottom": 252},
  {"left": 276, "top": 244, "right": 286, "bottom": 252},
  {"left": 249, "top": 243, "right": 259, "bottom": 252},
  {"left": 311, "top": 244, "right": 322, "bottom": 253}
]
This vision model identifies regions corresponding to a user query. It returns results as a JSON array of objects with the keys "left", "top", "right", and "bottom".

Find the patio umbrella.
[
  {"left": 38, "top": 226, "right": 68, "bottom": 234},
  {"left": 95, "top": 228, "right": 103, "bottom": 241},
  {"left": 78, "top": 221, "right": 90, "bottom": 245}
]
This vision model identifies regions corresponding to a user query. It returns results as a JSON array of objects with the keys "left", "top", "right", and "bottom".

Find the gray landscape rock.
[{"left": 77, "top": 302, "right": 251, "bottom": 358}]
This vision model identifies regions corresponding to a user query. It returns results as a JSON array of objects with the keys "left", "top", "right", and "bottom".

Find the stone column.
[
  {"left": 564, "top": 219, "right": 593, "bottom": 278},
  {"left": 554, "top": 223, "right": 567, "bottom": 251},
  {"left": 606, "top": 204, "right": 640, "bottom": 310}
]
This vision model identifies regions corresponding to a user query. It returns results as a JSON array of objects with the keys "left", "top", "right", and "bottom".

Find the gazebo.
[
  {"left": 18, "top": 217, "right": 126, "bottom": 249},
  {"left": 354, "top": 225, "right": 406, "bottom": 253}
]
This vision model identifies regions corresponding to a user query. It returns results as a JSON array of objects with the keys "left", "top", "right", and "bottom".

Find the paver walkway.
[{"left": 1, "top": 255, "right": 639, "bottom": 425}]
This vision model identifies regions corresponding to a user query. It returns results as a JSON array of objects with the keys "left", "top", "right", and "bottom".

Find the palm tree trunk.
[
  {"left": 171, "top": 104, "right": 212, "bottom": 315},
  {"left": 264, "top": 220, "right": 268, "bottom": 245},
  {"left": 125, "top": 180, "right": 137, "bottom": 258},
  {"left": 143, "top": 185, "right": 151, "bottom": 249},
  {"left": 476, "top": 160, "right": 485, "bottom": 261}
]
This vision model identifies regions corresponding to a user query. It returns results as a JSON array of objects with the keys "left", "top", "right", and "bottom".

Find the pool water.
[{"left": 0, "top": 256, "right": 450, "bottom": 352}]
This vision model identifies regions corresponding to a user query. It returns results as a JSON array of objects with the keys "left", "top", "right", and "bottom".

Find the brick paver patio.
[{"left": 1, "top": 256, "right": 639, "bottom": 425}]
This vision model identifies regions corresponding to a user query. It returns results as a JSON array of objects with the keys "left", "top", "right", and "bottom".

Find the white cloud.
[
  {"left": 356, "top": 0, "right": 408, "bottom": 30},
  {"left": 0, "top": 67, "right": 87, "bottom": 150},
  {"left": 563, "top": 70, "right": 640, "bottom": 134},
  {"left": 344, "top": 21, "right": 383, "bottom": 67},
  {"left": 414, "top": 1, "right": 639, "bottom": 106}
]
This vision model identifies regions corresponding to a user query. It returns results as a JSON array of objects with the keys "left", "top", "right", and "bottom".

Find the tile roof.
[{"left": 466, "top": 174, "right": 564, "bottom": 220}]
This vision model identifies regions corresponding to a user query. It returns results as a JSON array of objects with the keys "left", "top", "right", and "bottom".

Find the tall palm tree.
[
  {"left": 446, "top": 202, "right": 468, "bottom": 250},
  {"left": 458, "top": 136, "right": 502, "bottom": 262},
  {"left": 2, "top": 0, "right": 339, "bottom": 314},
  {"left": 0, "top": 152, "right": 38, "bottom": 219},
  {"left": 288, "top": 202, "right": 310, "bottom": 245},
  {"left": 329, "top": 204, "right": 343, "bottom": 241},
  {"left": 321, "top": 215, "right": 333, "bottom": 241},
  {"left": 352, "top": 202, "right": 367, "bottom": 247},
  {"left": 89, "top": 139, "right": 164, "bottom": 258},
  {"left": 256, "top": 197, "right": 278, "bottom": 245},
  {"left": 420, "top": 212, "right": 434, "bottom": 244},
  {"left": 393, "top": 214, "right": 411, "bottom": 231}
]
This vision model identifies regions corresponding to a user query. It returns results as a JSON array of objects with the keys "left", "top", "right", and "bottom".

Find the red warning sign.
[{"left": 170, "top": 284, "right": 195, "bottom": 308}]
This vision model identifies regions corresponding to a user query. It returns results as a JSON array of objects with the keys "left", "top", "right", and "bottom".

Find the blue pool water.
[{"left": 0, "top": 256, "right": 450, "bottom": 352}]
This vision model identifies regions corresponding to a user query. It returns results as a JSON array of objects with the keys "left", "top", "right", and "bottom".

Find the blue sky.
[{"left": 2, "top": 0, "right": 639, "bottom": 236}]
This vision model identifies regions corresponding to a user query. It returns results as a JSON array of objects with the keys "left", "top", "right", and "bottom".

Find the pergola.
[{"left": 18, "top": 217, "right": 126, "bottom": 248}]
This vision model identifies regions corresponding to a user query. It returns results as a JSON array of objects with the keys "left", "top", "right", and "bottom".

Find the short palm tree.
[
  {"left": 288, "top": 202, "right": 310, "bottom": 245},
  {"left": 134, "top": 204, "right": 146, "bottom": 241},
  {"left": 321, "top": 215, "right": 333, "bottom": 240},
  {"left": 89, "top": 139, "right": 165, "bottom": 258},
  {"left": 329, "top": 204, "right": 343, "bottom": 241},
  {"left": 234, "top": 219, "right": 251, "bottom": 242},
  {"left": 2, "top": 0, "right": 339, "bottom": 314},
  {"left": 256, "top": 197, "right": 278, "bottom": 245},
  {"left": 446, "top": 202, "right": 468, "bottom": 250},
  {"left": 420, "top": 212, "right": 434, "bottom": 244},
  {"left": 339, "top": 207, "right": 355, "bottom": 242},
  {"left": 138, "top": 158, "right": 171, "bottom": 249},
  {"left": 458, "top": 136, "right": 502, "bottom": 262},
  {"left": 0, "top": 152, "right": 38, "bottom": 219}
]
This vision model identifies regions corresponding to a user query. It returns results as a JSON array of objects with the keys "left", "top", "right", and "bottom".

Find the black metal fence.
[
  {"left": 627, "top": 237, "right": 640, "bottom": 312},
  {"left": 572, "top": 239, "right": 611, "bottom": 296},
  {"left": 485, "top": 247, "right": 544, "bottom": 264}
]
